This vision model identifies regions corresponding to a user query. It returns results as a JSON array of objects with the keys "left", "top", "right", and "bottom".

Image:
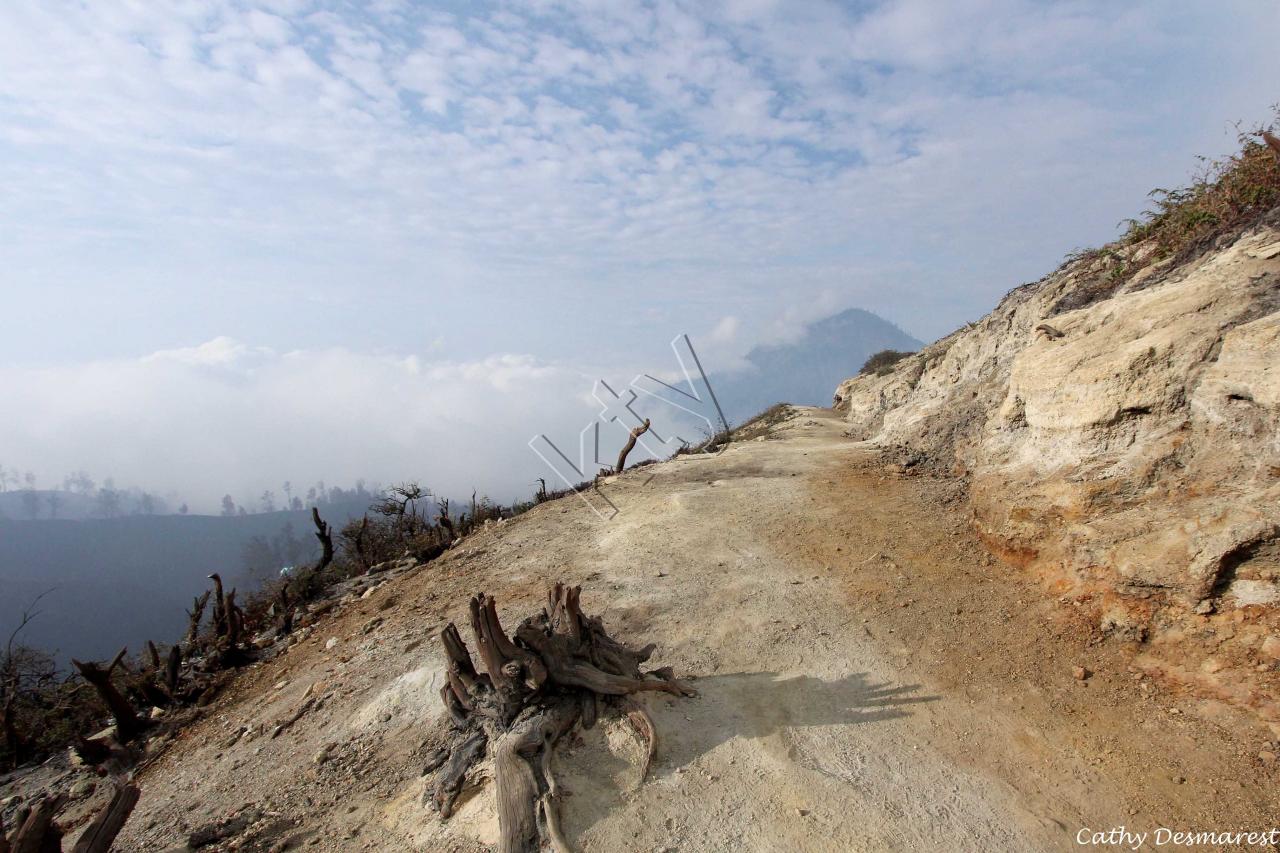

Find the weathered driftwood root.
[
  {"left": 425, "top": 583, "right": 694, "bottom": 853},
  {"left": 620, "top": 697, "right": 658, "bottom": 785},
  {"left": 430, "top": 730, "right": 486, "bottom": 818}
]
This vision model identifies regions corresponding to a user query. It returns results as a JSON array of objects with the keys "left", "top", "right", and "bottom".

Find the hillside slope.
[
  {"left": 834, "top": 213, "right": 1280, "bottom": 726},
  {"left": 17, "top": 409, "right": 1267, "bottom": 851}
]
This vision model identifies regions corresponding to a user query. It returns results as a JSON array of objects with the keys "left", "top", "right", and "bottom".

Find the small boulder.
[
  {"left": 68, "top": 779, "right": 96, "bottom": 798},
  {"left": 1100, "top": 607, "right": 1148, "bottom": 642}
]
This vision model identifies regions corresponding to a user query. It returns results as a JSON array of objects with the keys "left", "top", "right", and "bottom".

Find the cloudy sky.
[{"left": 1, "top": 0, "right": 1278, "bottom": 509}]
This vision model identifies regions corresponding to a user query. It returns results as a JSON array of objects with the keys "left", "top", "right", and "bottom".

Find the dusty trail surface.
[{"left": 116, "top": 407, "right": 1278, "bottom": 852}]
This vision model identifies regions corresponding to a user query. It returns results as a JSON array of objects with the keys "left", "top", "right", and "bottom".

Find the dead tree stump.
[
  {"left": 353, "top": 515, "right": 370, "bottom": 574},
  {"left": 71, "top": 650, "right": 149, "bottom": 744},
  {"left": 6, "top": 794, "right": 64, "bottom": 853},
  {"left": 289, "top": 508, "right": 334, "bottom": 602},
  {"left": 1, "top": 782, "right": 140, "bottom": 853},
  {"left": 615, "top": 419, "right": 651, "bottom": 473},
  {"left": 164, "top": 645, "right": 181, "bottom": 695},
  {"left": 207, "top": 574, "right": 227, "bottom": 640},
  {"left": 438, "top": 500, "right": 456, "bottom": 542},
  {"left": 69, "top": 781, "right": 140, "bottom": 853},
  {"left": 274, "top": 587, "right": 294, "bottom": 638},
  {"left": 184, "top": 591, "right": 210, "bottom": 651},
  {"left": 427, "top": 583, "right": 694, "bottom": 853},
  {"left": 311, "top": 507, "right": 334, "bottom": 575}
]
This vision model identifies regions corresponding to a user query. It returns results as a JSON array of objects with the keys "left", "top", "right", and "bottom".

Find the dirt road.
[{"left": 114, "top": 407, "right": 1279, "bottom": 852}]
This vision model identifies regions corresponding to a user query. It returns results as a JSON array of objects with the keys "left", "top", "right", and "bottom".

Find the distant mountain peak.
[{"left": 714, "top": 307, "right": 922, "bottom": 424}]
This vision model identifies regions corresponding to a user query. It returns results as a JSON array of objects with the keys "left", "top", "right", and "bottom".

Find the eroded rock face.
[
  {"left": 834, "top": 220, "right": 1274, "bottom": 717},
  {"left": 836, "top": 219, "right": 1280, "bottom": 719}
]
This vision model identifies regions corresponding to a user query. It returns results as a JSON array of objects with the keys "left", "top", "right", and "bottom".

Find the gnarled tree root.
[{"left": 424, "top": 583, "right": 694, "bottom": 853}]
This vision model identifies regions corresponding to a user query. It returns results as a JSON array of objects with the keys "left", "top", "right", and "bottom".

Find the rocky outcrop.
[{"left": 835, "top": 214, "right": 1280, "bottom": 719}]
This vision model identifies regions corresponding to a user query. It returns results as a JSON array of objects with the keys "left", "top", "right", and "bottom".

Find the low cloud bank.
[{"left": 1, "top": 337, "right": 693, "bottom": 512}]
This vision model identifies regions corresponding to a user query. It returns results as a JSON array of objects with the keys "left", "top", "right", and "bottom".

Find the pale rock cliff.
[{"left": 835, "top": 213, "right": 1280, "bottom": 718}]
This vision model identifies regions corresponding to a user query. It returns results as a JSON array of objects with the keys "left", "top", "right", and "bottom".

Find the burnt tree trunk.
[
  {"left": 207, "top": 574, "right": 227, "bottom": 640},
  {"left": 164, "top": 645, "right": 181, "bottom": 695},
  {"left": 184, "top": 591, "right": 210, "bottom": 650},
  {"left": 275, "top": 587, "right": 294, "bottom": 638},
  {"left": 426, "top": 584, "right": 694, "bottom": 853},
  {"left": 145, "top": 642, "right": 160, "bottom": 672},
  {"left": 124, "top": 642, "right": 175, "bottom": 709},
  {"left": 615, "top": 419, "right": 651, "bottom": 473},
  {"left": 354, "top": 515, "right": 369, "bottom": 574},
  {"left": 224, "top": 590, "right": 241, "bottom": 649},
  {"left": 290, "top": 508, "right": 334, "bottom": 602},
  {"left": 312, "top": 507, "right": 333, "bottom": 574},
  {"left": 125, "top": 665, "right": 170, "bottom": 711},
  {"left": 72, "top": 650, "right": 149, "bottom": 744},
  {"left": 209, "top": 589, "right": 252, "bottom": 670},
  {"left": 437, "top": 499, "right": 455, "bottom": 543}
]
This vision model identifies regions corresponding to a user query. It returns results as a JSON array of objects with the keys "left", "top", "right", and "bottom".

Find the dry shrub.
[
  {"left": 859, "top": 350, "right": 913, "bottom": 377},
  {"left": 1119, "top": 108, "right": 1280, "bottom": 269}
]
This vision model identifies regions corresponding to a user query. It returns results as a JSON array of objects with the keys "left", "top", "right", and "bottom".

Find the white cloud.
[
  {"left": 709, "top": 315, "right": 739, "bottom": 344},
  {"left": 6, "top": 0, "right": 1273, "bottom": 310},
  {"left": 0, "top": 338, "right": 722, "bottom": 512},
  {"left": 0, "top": 341, "right": 611, "bottom": 511},
  {"left": 144, "top": 337, "right": 271, "bottom": 368}
]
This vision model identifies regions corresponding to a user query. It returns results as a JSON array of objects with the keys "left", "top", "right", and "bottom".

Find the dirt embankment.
[
  {"left": 835, "top": 219, "right": 1280, "bottom": 728},
  {"left": 31, "top": 407, "right": 1263, "bottom": 851}
]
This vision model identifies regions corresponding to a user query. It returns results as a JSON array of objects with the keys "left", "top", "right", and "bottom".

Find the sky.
[{"left": 1, "top": 0, "right": 1278, "bottom": 510}]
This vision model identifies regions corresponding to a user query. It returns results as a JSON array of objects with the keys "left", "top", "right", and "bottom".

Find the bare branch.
[{"left": 615, "top": 419, "right": 651, "bottom": 473}]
